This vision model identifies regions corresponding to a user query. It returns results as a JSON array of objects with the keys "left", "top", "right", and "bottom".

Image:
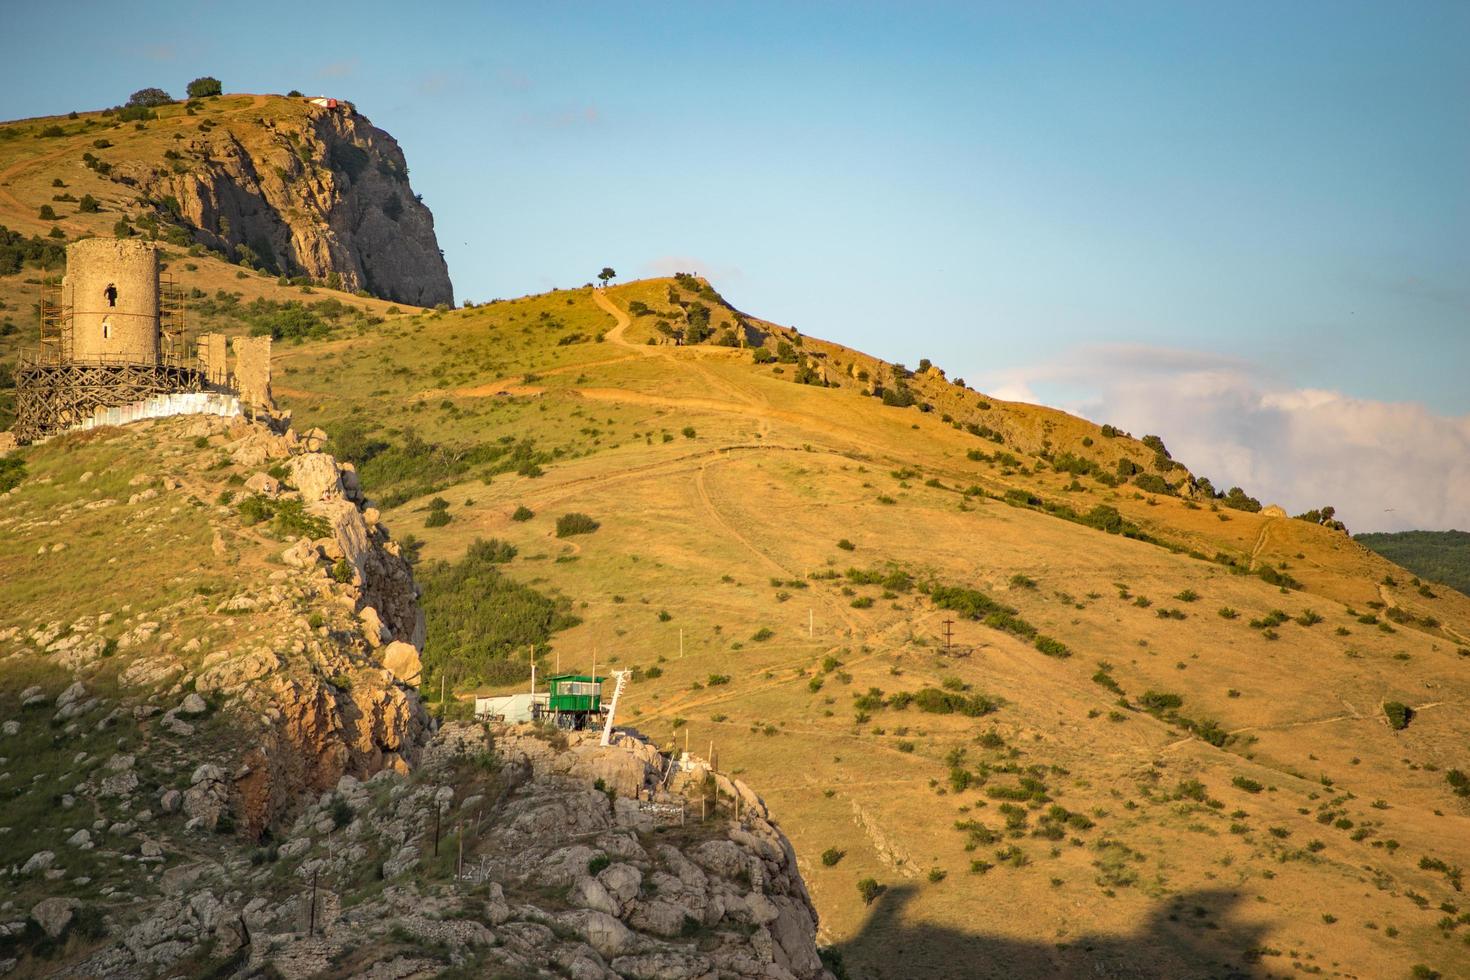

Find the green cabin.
[{"left": 546, "top": 674, "right": 604, "bottom": 714}]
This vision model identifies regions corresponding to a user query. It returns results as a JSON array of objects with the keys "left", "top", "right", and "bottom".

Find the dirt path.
[
  {"left": 1377, "top": 582, "right": 1470, "bottom": 647},
  {"left": 1248, "top": 516, "right": 1275, "bottom": 571},
  {"left": 0, "top": 140, "right": 90, "bottom": 232}
]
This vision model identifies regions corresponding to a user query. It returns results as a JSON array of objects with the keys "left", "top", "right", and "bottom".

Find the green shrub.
[
  {"left": 0, "top": 456, "right": 25, "bottom": 493},
  {"left": 78, "top": 194, "right": 100, "bottom": 213},
  {"left": 329, "top": 796, "right": 355, "bottom": 829},
  {"left": 425, "top": 509, "right": 451, "bottom": 528},
  {"left": 331, "top": 558, "right": 354, "bottom": 583},
  {"left": 911, "top": 687, "right": 998, "bottom": 717},
  {"left": 821, "top": 848, "right": 845, "bottom": 866},
  {"left": 751, "top": 627, "right": 774, "bottom": 642},
  {"left": 1134, "top": 473, "right": 1172, "bottom": 495},
  {"left": 1034, "top": 635, "right": 1071, "bottom": 658},
  {"left": 511, "top": 504, "right": 534, "bottom": 521},
  {"left": 857, "top": 878, "right": 885, "bottom": 904},
  {"left": 418, "top": 542, "right": 580, "bottom": 689},
  {"left": 837, "top": 538, "right": 855, "bottom": 551},
  {"left": 186, "top": 76, "right": 222, "bottom": 98},
  {"left": 556, "top": 512, "right": 600, "bottom": 537},
  {"left": 587, "top": 855, "right": 611, "bottom": 875},
  {"left": 1138, "top": 690, "right": 1182, "bottom": 712},
  {"left": 1232, "top": 776, "right": 1264, "bottom": 794},
  {"left": 1383, "top": 701, "right": 1412, "bottom": 731}
]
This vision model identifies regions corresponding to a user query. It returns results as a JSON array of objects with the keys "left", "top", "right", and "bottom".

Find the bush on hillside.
[
  {"left": 511, "top": 505, "right": 534, "bottom": 522},
  {"left": 555, "top": 512, "right": 599, "bottom": 537},
  {"left": 0, "top": 457, "right": 25, "bottom": 494},
  {"left": 1133, "top": 473, "right": 1172, "bottom": 495},
  {"left": 1222, "top": 487, "right": 1262, "bottom": 512},
  {"left": 186, "top": 76, "right": 222, "bottom": 98},
  {"left": 1383, "top": 701, "right": 1412, "bottom": 731},
  {"left": 418, "top": 542, "right": 580, "bottom": 691},
  {"left": 127, "top": 87, "right": 173, "bottom": 107}
]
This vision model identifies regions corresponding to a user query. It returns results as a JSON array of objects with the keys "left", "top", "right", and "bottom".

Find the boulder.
[
  {"left": 381, "top": 641, "right": 421, "bottom": 686},
  {"left": 289, "top": 453, "right": 343, "bottom": 503},
  {"left": 560, "top": 909, "right": 633, "bottom": 958},
  {"left": 30, "top": 897, "right": 79, "bottom": 939},
  {"left": 243, "top": 472, "right": 280, "bottom": 497},
  {"left": 21, "top": 850, "right": 56, "bottom": 875}
]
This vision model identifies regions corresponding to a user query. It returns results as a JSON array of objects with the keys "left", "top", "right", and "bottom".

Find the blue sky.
[{"left": 3, "top": 1, "right": 1467, "bottom": 529}]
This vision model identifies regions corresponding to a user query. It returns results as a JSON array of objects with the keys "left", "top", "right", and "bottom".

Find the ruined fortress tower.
[
  {"left": 65, "top": 238, "right": 163, "bottom": 365},
  {"left": 10, "top": 238, "right": 269, "bottom": 443}
]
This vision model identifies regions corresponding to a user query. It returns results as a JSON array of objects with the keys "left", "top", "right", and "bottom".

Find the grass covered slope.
[
  {"left": 0, "top": 92, "right": 443, "bottom": 427},
  {"left": 271, "top": 278, "right": 1470, "bottom": 979},
  {"left": 1356, "top": 530, "right": 1470, "bottom": 599}
]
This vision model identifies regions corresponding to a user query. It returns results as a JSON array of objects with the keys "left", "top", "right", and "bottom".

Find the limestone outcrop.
[
  {"left": 0, "top": 414, "right": 832, "bottom": 980},
  {"left": 118, "top": 99, "right": 452, "bottom": 307}
]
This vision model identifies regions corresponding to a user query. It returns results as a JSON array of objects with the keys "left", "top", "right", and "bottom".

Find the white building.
[{"left": 474, "top": 692, "right": 547, "bottom": 724}]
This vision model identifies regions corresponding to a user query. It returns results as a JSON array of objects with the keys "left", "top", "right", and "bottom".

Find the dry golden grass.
[{"left": 259, "top": 280, "right": 1470, "bottom": 978}]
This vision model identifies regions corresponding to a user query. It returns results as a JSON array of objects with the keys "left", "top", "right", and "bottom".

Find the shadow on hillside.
[{"left": 834, "top": 884, "right": 1271, "bottom": 980}]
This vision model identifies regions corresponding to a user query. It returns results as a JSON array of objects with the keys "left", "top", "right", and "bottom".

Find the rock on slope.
[
  {"left": 118, "top": 96, "right": 452, "bottom": 307},
  {"left": 0, "top": 416, "right": 832, "bottom": 979}
]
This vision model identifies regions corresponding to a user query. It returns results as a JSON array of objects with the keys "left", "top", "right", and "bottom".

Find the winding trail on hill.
[
  {"left": 592, "top": 288, "right": 774, "bottom": 440},
  {"left": 1377, "top": 582, "right": 1470, "bottom": 647},
  {"left": 0, "top": 140, "right": 91, "bottom": 232},
  {"left": 1248, "top": 516, "right": 1276, "bottom": 572}
]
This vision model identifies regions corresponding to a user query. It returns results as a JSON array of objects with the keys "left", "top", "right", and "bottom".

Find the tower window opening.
[
  {"left": 104, "top": 283, "right": 118, "bottom": 307},
  {"left": 102, "top": 317, "right": 112, "bottom": 340}
]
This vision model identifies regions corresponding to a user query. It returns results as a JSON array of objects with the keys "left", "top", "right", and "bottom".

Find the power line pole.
[{"left": 943, "top": 618, "right": 954, "bottom": 653}]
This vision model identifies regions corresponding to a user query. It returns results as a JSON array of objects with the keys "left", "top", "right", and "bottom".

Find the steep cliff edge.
[
  {"left": 0, "top": 94, "right": 452, "bottom": 309},
  {"left": 0, "top": 416, "right": 833, "bottom": 978},
  {"left": 119, "top": 97, "right": 453, "bottom": 307}
]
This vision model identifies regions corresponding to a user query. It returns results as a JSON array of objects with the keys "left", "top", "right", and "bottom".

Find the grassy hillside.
[
  {"left": 1356, "top": 530, "right": 1470, "bottom": 600},
  {"left": 269, "top": 277, "right": 1470, "bottom": 980},
  {"left": 0, "top": 94, "right": 431, "bottom": 427}
]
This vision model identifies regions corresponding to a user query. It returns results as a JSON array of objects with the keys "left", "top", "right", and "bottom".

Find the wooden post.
[
  {"left": 809, "top": 609, "right": 813, "bottom": 637},
  {"left": 679, "top": 628, "right": 684, "bottom": 658}
]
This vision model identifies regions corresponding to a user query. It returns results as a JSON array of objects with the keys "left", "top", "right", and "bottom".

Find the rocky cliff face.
[
  {"left": 120, "top": 99, "right": 453, "bottom": 307},
  {"left": 0, "top": 415, "right": 833, "bottom": 979}
]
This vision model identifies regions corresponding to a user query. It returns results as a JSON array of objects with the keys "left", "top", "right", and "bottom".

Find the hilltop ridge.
[{"left": 0, "top": 92, "right": 452, "bottom": 306}]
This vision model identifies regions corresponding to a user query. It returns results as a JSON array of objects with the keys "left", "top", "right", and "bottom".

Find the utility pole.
[
  {"left": 530, "top": 661, "right": 536, "bottom": 695},
  {"left": 943, "top": 618, "right": 954, "bottom": 653},
  {"left": 679, "top": 628, "right": 684, "bottom": 659},
  {"left": 809, "top": 609, "right": 814, "bottom": 638}
]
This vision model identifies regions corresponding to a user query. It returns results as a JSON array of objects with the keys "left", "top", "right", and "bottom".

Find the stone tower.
[{"left": 62, "top": 238, "right": 160, "bottom": 364}]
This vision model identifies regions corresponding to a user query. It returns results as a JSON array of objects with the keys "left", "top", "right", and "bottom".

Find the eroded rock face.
[{"left": 120, "top": 100, "right": 452, "bottom": 307}]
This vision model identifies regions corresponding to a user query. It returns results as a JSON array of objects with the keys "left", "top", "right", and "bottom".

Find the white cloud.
[
  {"left": 976, "top": 344, "right": 1470, "bottom": 534},
  {"left": 317, "top": 58, "right": 359, "bottom": 80}
]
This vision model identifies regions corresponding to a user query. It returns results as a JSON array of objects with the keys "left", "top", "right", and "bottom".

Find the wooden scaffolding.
[{"left": 12, "top": 276, "right": 207, "bottom": 444}]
